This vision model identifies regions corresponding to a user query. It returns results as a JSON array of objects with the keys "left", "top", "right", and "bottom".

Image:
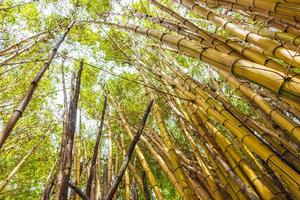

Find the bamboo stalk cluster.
[{"left": 1, "top": 0, "right": 300, "bottom": 199}]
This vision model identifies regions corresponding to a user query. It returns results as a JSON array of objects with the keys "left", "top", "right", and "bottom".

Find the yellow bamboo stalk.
[
  {"left": 250, "top": 13, "right": 300, "bottom": 37},
  {"left": 140, "top": 134, "right": 187, "bottom": 199},
  {"left": 0, "top": 135, "right": 45, "bottom": 192},
  {"left": 170, "top": 94, "right": 242, "bottom": 200},
  {"left": 197, "top": 0, "right": 300, "bottom": 23},
  {"left": 149, "top": 0, "right": 242, "bottom": 57},
  {"left": 223, "top": 0, "right": 300, "bottom": 18},
  {"left": 168, "top": 99, "right": 220, "bottom": 190},
  {"left": 74, "top": 138, "right": 81, "bottom": 200},
  {"left": 246, "top": 26, "right": 300, "bottom": 46},
  {"left": 214, "top": 68, "right": 300, "bottom": 145}
]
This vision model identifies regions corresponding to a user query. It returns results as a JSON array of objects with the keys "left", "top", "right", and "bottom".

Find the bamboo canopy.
[{"left": 0, "top": 0, "right": 300, "bottom": 200}]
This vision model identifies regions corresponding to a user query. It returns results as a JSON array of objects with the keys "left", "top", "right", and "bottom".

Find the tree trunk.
[{"left": 56, "top": 60, "right": 83, "bottom": 200}]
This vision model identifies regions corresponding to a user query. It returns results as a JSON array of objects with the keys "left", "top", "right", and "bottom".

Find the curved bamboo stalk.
[
  {"left": 136, "top": 11, "right": 291, "bottom": 73},
  {"left": 249, "top": 12, "right": 300, "bottom": 37},
  {"left": 221, "top": 0, "right": 300, "bottom": 18}
]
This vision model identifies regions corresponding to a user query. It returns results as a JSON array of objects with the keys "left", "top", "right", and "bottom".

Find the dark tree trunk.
[
  {"left": 56, "top": 60, "right": 83, "bottom": 200},
  {"left": 86, "top": 96, "right": 108, "bottom": 197}
]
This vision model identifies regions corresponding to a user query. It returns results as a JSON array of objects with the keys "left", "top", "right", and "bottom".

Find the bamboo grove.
[{"left": 1, "top": 0, "right": 300, "bottom": 199}]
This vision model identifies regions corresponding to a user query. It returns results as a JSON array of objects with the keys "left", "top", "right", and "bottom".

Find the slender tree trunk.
[{"left": 86, "top": 96, "right": 107, "bottom": 197}]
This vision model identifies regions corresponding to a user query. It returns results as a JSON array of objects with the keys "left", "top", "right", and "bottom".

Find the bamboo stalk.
[
  {"left": 56, "top": 59, "right": 83, "bottom": 200},
  {"left": 0, "top": 21, "right": 75, "bottom": 150},
  {"left": 165, "top": 60, "right": 300, "bottom": 154},
  {"left": 128, "top": 163, "right": 144, "bottom": 192},
  {"left": 142, "top": 172, "right": 151, "bottom": 200},
  {"left": 86, "top": 96, "right": 107, "bottom": 197},
  {"left": 107, "top": 123, "right": 113, "bottom": 190}
]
